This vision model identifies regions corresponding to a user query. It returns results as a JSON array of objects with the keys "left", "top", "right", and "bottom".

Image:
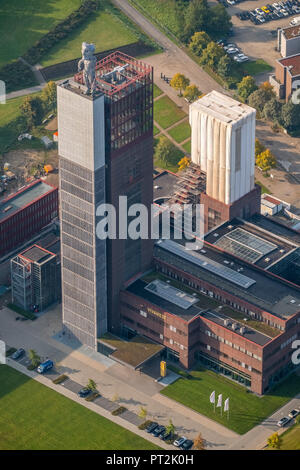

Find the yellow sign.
[
  {"left": 160, "top": 360, "right": 166, "bottom": 378},
  {"left": 148, "top": 307, "right": 166, "bottom": 321}
]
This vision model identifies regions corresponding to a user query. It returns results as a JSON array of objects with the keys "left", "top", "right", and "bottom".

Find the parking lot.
[{"left": 214, "top": 0, "right": 300, "bottom": 66}]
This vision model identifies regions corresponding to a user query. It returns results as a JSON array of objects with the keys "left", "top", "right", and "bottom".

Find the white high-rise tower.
[{"left": 190, "top": 91, "right": 256, "bottom": 206}]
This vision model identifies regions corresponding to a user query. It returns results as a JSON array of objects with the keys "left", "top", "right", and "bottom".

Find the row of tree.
[
  {"left": 172, "top": 0, "right": 232, "bottom": 43},
  {"left": 20, "top": 81, "right": 57, "bottom": 129},
  {"left": 237, "top": 78, "right": 300, "bottom": 132},
  {"left": 169, "top": 73, "right": 201, "bottom": 101}
]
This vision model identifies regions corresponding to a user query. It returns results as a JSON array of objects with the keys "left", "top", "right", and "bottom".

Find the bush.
[
  {"left": 7, "top": 303, "right": 36, "bottom": 321},
  {"left": 85, "top": 392, "right": 100, "bottom": 402},
  {"left": 0, "top": 60, "right": 37, "bottom": 93},
  {"left": 52, "top": 375, "right": 68, "bottom": 385},
  {"left": 111, "top": 406, "right": 127, "bottom": 416},
  {"left": 138, "top": 420, "right": 153, "bottom": 430},
  {"left": 23, "top": 1, "right": 99, "bottom": 65},
  {"left": 6, "top": 348, "right": 17, "bottom": 357},
  {"left": 27, "top": 363, "right": 40, "bottom": 371}
]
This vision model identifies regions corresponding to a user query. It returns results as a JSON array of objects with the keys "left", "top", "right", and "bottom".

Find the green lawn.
[
  {"left": 0, "top": 365, "right": 160, "bottom": 450},
  {"left": 161, "top": 366, "right": 300, "bottom": 435},
  {"left": 256, "top": 179, "right": 272, "bottom": 195},
  {"left": 154, "top": 136, "right": 183, "bottom": 173},
  {"left": 40, "top": 1, "right": 140, "bottom": 67},
  {"left": 154, "top": 96, "right": 186, "bottom": 129},
  {"left": 0, "top": 0, "right": 82, "bottom": 68},
  {"left": 269, "top": 423, "right": 300, "bottom": 450},
  {"left": 168, "top": 120, "right": 191, "bottom": 144},
  {"left": 182, "top": 140, "right": 191, "bottom": 154},
  {"left": 153, "top": 125, "right": 160, "bottom": 136},
  {"left": 129, "top": 0, "right": 180, "bottom": 37},
  {"left": 239, "top": 59, "right": 273, "bottom": 77},
  {"left": 154, "top": 84, "right": 163, "bottom": 99}
]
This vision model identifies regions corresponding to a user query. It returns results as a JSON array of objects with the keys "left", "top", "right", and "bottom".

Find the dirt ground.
[{"left": 0, "top": 147, "right": 58, "bottom": 198}]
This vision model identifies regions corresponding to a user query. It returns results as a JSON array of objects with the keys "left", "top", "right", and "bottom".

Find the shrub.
[
  {"left": 7, "top": 303, "right": 36, "bottom": 321},
  {"left": 111, "top": 406, "right": 127, "bottom": 416},
  {"left": 138, "top": 420, "right": 153, "bottom": 430},
  {"left": 6, "top": 348, "right": 17, "bottom": 357},
  {"left": 27, "top": 363, "right": 40, "bottom": 371},
  {"left": 0, "top": 60, "right": 37, "bottom": 93},
  {"left": 52, "top": 375, "right": 68, "bottom": 385},
  {"left": 85, "top": 392, "right": 100, "bottom": 402}
]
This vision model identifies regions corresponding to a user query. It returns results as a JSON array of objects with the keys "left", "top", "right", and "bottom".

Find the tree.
[
  {"left": 208, "top": 4, "right": 232, "bottom": 38},
  {"left": 183, "top": 0, "right": 210, "bottom": 42},
  {"left": 255, "top": 138, "right": 266, "bottom": 158},
  {"left": 183, "top": 84, "right": 201, "bottom": 102},
  {"left": 237, "top": 76, "right": 257, "bottom": 101},
  {"left": 193, "top": 432, "right": 206, "bottom": 450},
  {"left": 87, "top": 378, "right": 97, "bottom": 392},
  {"left": 170, "top": 73, "right": 190, "bottom": 96},
  {"left": 217, "top": 55, "right": 233, "bottom": 79},
  {"left": 260, "top": 81, "right": 276, "bottom": 101},
  {"left": 263, "top": 98, "right": 282, "bottom": 122},
  {"left": 295, "top": 415, "right": 300, "bottom": 425},
  {"left": 199, "top": 42, "right": 225, "bottom": 70},
  {"left": 42, "top": 81, "right": 57, "bottom": 111},
  {"left": 20, "top": 95, "right": 43, "bottom": 129},
  {"left": 267, "top": 432, "right": 282, "bottom": 449},
  {"left": 154, "top": 136, "right": 177, "bottom": 167},
  {"left": 189, "top": 31, "right": 210, "bottom": 56},
  {"left": 28, "top": 349, "right": 41, "bottom": 368},
  {"left": 256, "top": 149, "right": 277, "bottom": 173},
  {"left": 138, "top": 406, "right": 147, "bottom": 420},
  {"left": 248, "top": 85, "right": 276, "bottom": 115},
  {"left": 178, "top": 156, "right": 191, "bottom": 171},
  {"left": 165, "top": 419, "right": 176, "bottom": 436},
  {"left": 280, "top": 101, "right": 300, "bottom": 131}
]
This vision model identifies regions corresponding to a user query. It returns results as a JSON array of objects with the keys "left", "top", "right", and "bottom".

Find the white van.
[{"left": 290, "top": 15, "right": 300, "bottom": 25}]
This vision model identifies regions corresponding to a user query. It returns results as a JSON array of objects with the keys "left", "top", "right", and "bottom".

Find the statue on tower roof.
[{"left": 78, "top": 42, "right": 96, "bottom": 95}]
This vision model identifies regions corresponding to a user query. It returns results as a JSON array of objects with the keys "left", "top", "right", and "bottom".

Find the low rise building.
[
  {"left": 278, "top": 24, "right": 300, "bottom": 58},
  {"left": 270, "top": 53, "right": 300, "bottom": 101}
]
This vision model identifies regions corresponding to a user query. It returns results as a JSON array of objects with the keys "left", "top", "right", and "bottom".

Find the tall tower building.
[
  {"left": 58, "top": 51, "right": 154, "bottom": 349},
  {"left": 190, "top": 91, "right": 261, "bottom": 232}
]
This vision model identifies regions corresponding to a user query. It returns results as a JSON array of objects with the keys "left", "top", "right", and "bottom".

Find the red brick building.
[
  {"left": 119, "top": 218, "right": 300, "bottom": 395},
  {"left": 0, "top": 180, "right": 58, "bottom": 258},
  {"left": 270, "top": 53, "right": 300, "bottom": 101}
]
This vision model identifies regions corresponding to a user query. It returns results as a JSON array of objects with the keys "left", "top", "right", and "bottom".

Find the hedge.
[
  {"left": 7, "top": 303, "right": 37, "bottom": 321},
  {"left": 111, "top": 406, "right": 127, "bottom": 416}
]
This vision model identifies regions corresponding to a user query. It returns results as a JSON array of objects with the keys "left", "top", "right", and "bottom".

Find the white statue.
[{"left": 78, "top": 42, "right": 96, "bottom": 94}]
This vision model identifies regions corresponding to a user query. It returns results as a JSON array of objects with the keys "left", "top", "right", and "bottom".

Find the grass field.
[
  {"left": 153, "top": 84, "right": 163, "bottom": 99},
  {"left": 0, "top": 0, "right": 83, "bottom": 68},
  {"left": 154, "top": 136, "right": 183, "bottom": 173},
  {"left": 154, "top": 96, "right": 186, "bottom": 129},
  {"left": 269, "top": 423, "right": 300, "bottom": 450},
  {"left": 256, "top": 180, "right": 272, "bottom": 195},
  {"left": 161, "top": 366, "right": 300, "bottom": 435},
  {"left": 240, "top": 59, "right": 273, "bottom": 77},
  {"left": 130, "top": 0, "right": 180, "bottom": 37},
  {"left": 0, "top": 365, "right": 160, "bottom": 450},
  {"left": 40, "top": 1, "right": 141, "bottom": 67},
  {"left": 153, "top": 125, "right": 160, "bottom": 136},
  {"left": 168, "top": 120, "right": 191, "bottom": 144},
  {"left": 182, "top": 140, "right": 191, "bottom": 154}
]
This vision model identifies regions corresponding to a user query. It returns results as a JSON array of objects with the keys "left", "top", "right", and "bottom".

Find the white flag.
[
  {"left": 224, "top": 398, "right": 229, "bottom": 412},
  {"left": 209, "top": 391, "right": 215, "bottom": 404},
  {"left": 217, "top": 393, "right": 222, "bottom": 408}
]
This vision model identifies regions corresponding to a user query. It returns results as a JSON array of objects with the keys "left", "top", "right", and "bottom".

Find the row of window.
[
  {"left": 204, "top": 330, "right": 262, "bottom": 361},
  {"left": 200, "top": 343, "right": 261, "bottom": 375}
]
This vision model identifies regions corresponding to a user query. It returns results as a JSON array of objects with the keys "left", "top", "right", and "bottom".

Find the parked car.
[
  {"left": 234, "top": 54, "right": 249, "bottom": 62},
  {"left": 180, "top": 439, "right": 194, "bottom": 450},
  {"left": 37, "top": 359, "right": 54, "bottom": 374},
  {"left": 11, "top": 348, "right": 25, "bottom": 360},
  {"left": 152, "top": 425, "right": 166, "bottom": 437},
  {"left": 159, "top": 430, "right": 173, "bottom": 441},
  {"left": 288, "top": 409, "right": 300, "bottom": 419},
  {"left": 77, "top": 387, "right": 92, "bottom": 398},
  {"left": 277, "top": 416, "right": 291, "bottom": 427},
  {"left": 146, "top": 422, "right": 158, "bottom": 433},
  {"left": 174, "top": 436, "right": 187, "bottom": 447},
  {"left": 227, "top": 47, "right": 240, "bottom": 54}
]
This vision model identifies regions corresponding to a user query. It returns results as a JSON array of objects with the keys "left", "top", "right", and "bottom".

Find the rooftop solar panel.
[
  {"left": 156, "top": 239, "right": 256, "bottom": 289},
  {"left": 145, "top": 279, "right": 199, "bottom": 309}
]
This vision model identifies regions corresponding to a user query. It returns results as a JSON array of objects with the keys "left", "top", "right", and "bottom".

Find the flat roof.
[
  {"left": 249, "top": 214, "right": 300, "bottom": 245},
  {"left": 278, "top": 54, "right": 300, "bottom": 76},
  {"left": 201, "top": 310, "right": 271, "bottom": 346},
  {"left": 153, "top": 171, "right": 178, "bottom": 202},
  {"left": 20, "top": 245, "right": 55, "bottom": 264},
  {"left": 205, "top": 218, "right": 297, "bottom": 268},
  {"left": 282, "top": 24, "right": 300, "bottom": 40},
  {"left": 145, "top": 279, "right": 199, "bottom": 310},
  {"left": 98, "top": 333, "right": 164, "bottom": 369},
  {"left": 190, "top": 90, "right": 255, "bottom": 124},
  {"left": 154, "top": 239, "right": 300, "bottom": 319},
  {"left": 126, "top": 278, "right": 204, "bottom": 321},
  {"left": 0, "top": 181, "right": 54, "bottom": 222}
]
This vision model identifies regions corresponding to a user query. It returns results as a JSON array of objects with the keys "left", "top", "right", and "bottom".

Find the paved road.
[{"left": 111, "top": 0, "right": 224, "bottom": 96}]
